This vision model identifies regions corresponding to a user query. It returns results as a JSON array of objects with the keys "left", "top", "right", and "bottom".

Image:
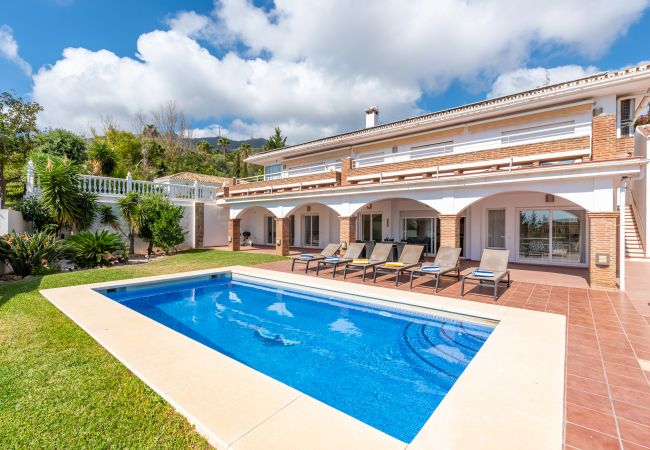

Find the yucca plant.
[
  {"left": 0, "top": 231, "right": 62, "bottom": 277},
  {"left": 63, "top": 230, "right": 127, "bottom": 269}
]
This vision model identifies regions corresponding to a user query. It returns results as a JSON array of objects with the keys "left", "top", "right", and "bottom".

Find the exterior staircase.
[{"left": 625, "top": 206, "right": 647, "bottom": 259}]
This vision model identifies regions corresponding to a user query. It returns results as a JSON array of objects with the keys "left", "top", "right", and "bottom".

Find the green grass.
[{"left": 0, "top": 250, "right": 287, "bottom": 449}]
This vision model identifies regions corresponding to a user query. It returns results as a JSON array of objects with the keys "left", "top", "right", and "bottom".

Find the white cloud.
[
  {"left": 31, "top": 0, "right": 649, "bottom": 142},
  {"left": 0, "top": 25, "right": 32, "bottom": 76},
  {"left": 488, "top": 65, "right": 601, "bottom": 98}
]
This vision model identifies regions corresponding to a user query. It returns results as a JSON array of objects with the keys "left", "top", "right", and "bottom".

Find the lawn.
[{"left": 0, "top": 249, "right": 287, "bottom": 449}]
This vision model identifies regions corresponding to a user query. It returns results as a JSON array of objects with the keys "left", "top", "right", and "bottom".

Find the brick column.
[
  {"left": 591, "top": 114, "right": 617, "bottom": 161},
  {"left": 587, "top": 212, "right": 618, "bottom": 289},
  {"left": 340, "top": 157, "right": 353, "bottom": 186},
  {"left": 228, "top": 218, "right": 241, "bottom": 251},
  {"left": 275, "top": 217, "right": 291, "bottom": 256},
  {"left": 438, "top": 214, "right": 461, "bottom": 248},
  {"left": 339, "top": 216, "right": 357, "bottom": 247}
]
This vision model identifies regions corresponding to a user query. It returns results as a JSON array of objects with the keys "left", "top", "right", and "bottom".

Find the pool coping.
[{"left": 40, "top": 266, "right": 566, "bottom": 450}]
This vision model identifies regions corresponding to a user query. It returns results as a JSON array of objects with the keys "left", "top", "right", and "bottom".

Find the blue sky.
[{"left": 1, "top": 0, "right": 649, "bottom": 142}]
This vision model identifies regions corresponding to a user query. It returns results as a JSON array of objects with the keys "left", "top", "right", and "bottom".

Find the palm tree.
[
  {"left": 217, "top": 136, "right": 231, "bottom": 158},
  {"left": 117, "top": 191, "right": 140, "bottom": 254}
]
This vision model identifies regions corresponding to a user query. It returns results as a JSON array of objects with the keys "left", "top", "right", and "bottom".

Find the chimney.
[{"left": 365, "top": 106, "right": 379, "bottom": 128}]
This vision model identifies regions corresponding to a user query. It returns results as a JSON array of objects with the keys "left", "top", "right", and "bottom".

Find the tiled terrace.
[{"left": 253, "top": 258, "right": 650, "bottom": 450}]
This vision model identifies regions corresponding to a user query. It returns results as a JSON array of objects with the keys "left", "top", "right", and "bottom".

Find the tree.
[
  {"left": 264, "top": 127, "right": 287, "bottom": 150},
  {"left": 104, "top": 127, "right": 143, "bottom": 177},
  {"left": 197, "top": 140, "right": 212, "bottom": 154},
  {"left": 0, "top": 92, "right": 42, "bottom": 208},
  {"left": 87, "top": 141, "right": 116, "bottom": 176},
  {"left": 33, "top": 129, "right": 87, "bottom": 164},
  {"left": 117, "top": 191, "right": 140, "bottom": 254},
  {"left": 38, "top": 159, "right": 97, "bottom": 232},
  {"left": 133, "top": 193, "right": 184, "bottom": 257},
  {"left": 217, "top": 136, "right": 231, "bottom": 157},
  {"left": 16, "top": 197, "right": 56, "bottom": 231}
]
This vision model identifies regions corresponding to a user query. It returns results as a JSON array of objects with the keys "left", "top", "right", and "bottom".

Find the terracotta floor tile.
[
  {"left": 567, "top": 374, "right": 610, "bottom": 397},
  {"left": 606, "top": 371, "right": 650, "bottom": 392},
  {"left": 614, "top": 400, "right": 650, "bottom": 427},
  {"left": 610, "top": 385, "right": 650, "bottom": 405},
  {"left": 565, "top": 423, "right": 621, "bottom": 450},
  {"left": 621, "top": 440, "right": 650, "bottom": 450},
  {"left": 618, "top": 418, "right": 650, "bottom": 447},
  {"left": 566, "top": 388, "right": 613, "bottom": 415},
  {"left": 566, "top": 402, "right": 618, "bottom": 437}
]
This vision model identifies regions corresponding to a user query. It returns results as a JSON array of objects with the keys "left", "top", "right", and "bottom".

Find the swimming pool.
[{"left": 98, "top": 273, "right": 494, "bottom": 443}]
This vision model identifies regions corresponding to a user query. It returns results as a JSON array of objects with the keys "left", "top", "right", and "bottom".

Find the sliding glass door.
[
  {"left": 403, "top": 218, "right": 434, "bottom": 253},
  {"left": 303, "top": 215, "right": 320, "bottom": 247},
  {"left": 518, "top": 209, "right": 584, "bottom": 263}
]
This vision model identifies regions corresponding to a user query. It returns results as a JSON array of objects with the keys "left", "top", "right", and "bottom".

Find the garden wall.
[{"left": 1, "top": 209, "right": 27, "bottom": 274}]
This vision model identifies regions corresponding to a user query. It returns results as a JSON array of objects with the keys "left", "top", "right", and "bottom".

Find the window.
[
  {"left": 360, "top": 213, "right": 382, "bottom": 241},
  {"left": 402, "top": 218, "right": 434, "bottom": 253},
  {"left": 264, "top": 164, "right": 282, "bottom": 180},
  {"left": 501, "top": 121, "right": 575, "bottom": 145},
  {"left": 303, "top": 215, "right": 320, "bottom": 247},
  {"left": 619, "top": 98, "right": 636, "bottom": 137}
]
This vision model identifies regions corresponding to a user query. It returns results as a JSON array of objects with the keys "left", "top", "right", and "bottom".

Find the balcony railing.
[
  {"left": 25, "top": 162, "right": 221, "bottom": 202},
  {"left": 235, "top": 162, "right": 341, "bottom": 185},
  {"left": 351, "top": 121, "right": 588, "bottom": 168}
]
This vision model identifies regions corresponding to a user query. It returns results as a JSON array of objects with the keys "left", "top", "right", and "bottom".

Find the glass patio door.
[
  {"left": 518, "top": 209, "right": 584, "bottom": 263},
  {"left": 487, "top": 209, "right": 506, "bottom": 249},
  {"left": 402, "top": 218, "right": 435, "bottom": 254},
  {"left": 265, "top": 216, "right": 276, "bottom": 245},
  {"left": 360, "top": 214, "right": 382, "bottom": 241},
  {"left": 303, "top": 215, "right": 320, "bottom": 247}
]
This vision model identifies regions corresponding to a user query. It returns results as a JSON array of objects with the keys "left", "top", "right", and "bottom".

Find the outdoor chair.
[
  {"left": 291, "top": 243, "right": 341, "bottom": 273},
  {"left": 407, "top": 246, "right": 462, "bottom": 292},
  {"left": 316, "top": 242, "right": 365, "bottom": 277},
  {"left": 373, "top": 244, "right": 425, "bottom": 286},
  {"left": 342, "top": 243, "right": 393, "bottom": 282},
  {"left": 460, "top": 248, "right": 511, "bottom": 301}
]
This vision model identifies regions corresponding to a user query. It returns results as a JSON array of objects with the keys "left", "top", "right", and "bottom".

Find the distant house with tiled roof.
[{"left": 154, "top": 172, "right": 230, "bottom": 186}]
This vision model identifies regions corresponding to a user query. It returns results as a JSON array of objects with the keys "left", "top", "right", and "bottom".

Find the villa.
[{"left": 220, "top": 63, "right": 650, "bottom": 291}]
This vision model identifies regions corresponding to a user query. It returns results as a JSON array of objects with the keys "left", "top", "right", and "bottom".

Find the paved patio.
[{"left": 253, "top": 258, "right": 650, "bottom": 450}]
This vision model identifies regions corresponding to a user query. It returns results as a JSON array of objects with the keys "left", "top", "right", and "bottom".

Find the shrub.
[
  {"left": 0, "top": 231, "right": 62, "bottom": 277},
  {"left": 150, "top": 206, "right": 185, "bottom": 254},
  {"left": 63, "top": 230, "right": 127, "bottom": 269},
  {"left": 134, "top": 193, "right": 185, "bottom": 256},
  {"left": 16, "top": 197, "right": 57, "bottom": 232}
]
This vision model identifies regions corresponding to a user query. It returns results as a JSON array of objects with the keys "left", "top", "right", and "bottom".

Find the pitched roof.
[
  {"left": 154, "top": 172, "right": 230, "bottom": 184},
  {"left": 246, "top": 63, "right": 650, "bottom": 163}
]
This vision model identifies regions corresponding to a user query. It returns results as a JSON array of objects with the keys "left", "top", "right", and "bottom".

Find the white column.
[
  {"left": 25, "top": 160, "right": 35, "bottom": 197},
  {"left": 619, "top": 178, "right": 627, "bottom": 290}
]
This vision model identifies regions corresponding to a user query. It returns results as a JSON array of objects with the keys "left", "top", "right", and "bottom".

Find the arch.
[
  {"left": 231, "top": 205, "right": 277, "bottom": 220},
  {"left": 282, "top": 202, "right": 342, "bottom": 248},
  {"left": 346, "top": 196, "right": 441, "bottom": 217}
]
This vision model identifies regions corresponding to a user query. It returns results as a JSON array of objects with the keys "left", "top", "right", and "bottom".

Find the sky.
[{"left": 1, "top": 0, "right": 649, "bottom": 144}]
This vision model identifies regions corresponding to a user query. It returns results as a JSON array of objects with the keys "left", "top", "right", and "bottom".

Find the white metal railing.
[
  {"left": 352, "top": 121, "right": 588, "bottom": 168},
  {"left": 26, "top": 162, "right": 220, "bottom": 202},
  {"left": 236, "top": 162, "right": 341, "bottom": 185}
]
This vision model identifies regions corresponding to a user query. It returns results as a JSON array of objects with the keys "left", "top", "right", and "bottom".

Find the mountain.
[{"left": 190, "top": 137, "right": 267, "bottom": 152}]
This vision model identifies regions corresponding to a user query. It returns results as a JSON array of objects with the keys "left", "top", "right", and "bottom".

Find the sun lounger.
[
  {"left": 316, "top": 242, "right": 365, "bottom": 277},
  {"left": 407, "top": 246, "right": 461, "bottom": 292},
  {"left": 291, "top": 243, "right": 341, "bottom": 273},
  {"left": 373, "top": 244, "right": 425, "bottom": 286},
  {"left": 342, "top": 243, "right": 393, "bottom": 282},
  {"left": 460, "top": 248, "right": 511, "bottom": 300}
]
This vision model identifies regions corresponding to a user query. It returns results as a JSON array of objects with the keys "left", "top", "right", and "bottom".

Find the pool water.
[{"left": 100, "top": 274, "right": 494, "bottom": 443}]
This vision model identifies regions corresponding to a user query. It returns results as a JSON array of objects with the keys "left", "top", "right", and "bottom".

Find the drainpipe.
[{"left": 619, "top": 178, "right": 628, "bottom": 291}]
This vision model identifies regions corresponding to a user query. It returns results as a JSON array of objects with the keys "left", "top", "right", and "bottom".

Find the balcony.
[{"left": 229, "top": 162, "right": 341, "bottom": 197}]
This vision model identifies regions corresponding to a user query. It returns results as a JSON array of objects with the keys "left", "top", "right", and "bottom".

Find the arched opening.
[
  {"left": 350, "top": 198, "right": 443, "bottom": 256},
  {"left": 284, "top": 202, "right": 341, "bottom": 249},
  {"left": 236, "top": 206, "right": 277, "bottom": 247},
  {"left": 460, "top": 190, "right": 588, "bottom": 266}
]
